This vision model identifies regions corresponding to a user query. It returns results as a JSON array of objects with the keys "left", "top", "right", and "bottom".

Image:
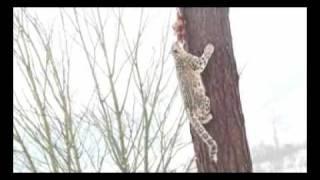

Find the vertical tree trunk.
[{"left": 180, "top": 8, "right": 252, "bottom": 172}]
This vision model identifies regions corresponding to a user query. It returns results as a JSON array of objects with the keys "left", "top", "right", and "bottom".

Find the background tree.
[
  {"left": 179, "top": 7, "right": 252, "bottom": 172},
  {"left": 13, "top": 8, "right": 195, "bottom": 172}
]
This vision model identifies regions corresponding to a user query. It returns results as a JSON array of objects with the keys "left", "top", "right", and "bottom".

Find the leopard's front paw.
[{"left": 204, "top": 43, "right": 215, "bottom": 55}]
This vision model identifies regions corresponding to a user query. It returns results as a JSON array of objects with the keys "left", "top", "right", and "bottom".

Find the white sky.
[
  {"left": 230, "top": 8, "right": 306, "bottom": 146},
  {"left": 13, "top": 8, "right": 307, "bottom": 172}
]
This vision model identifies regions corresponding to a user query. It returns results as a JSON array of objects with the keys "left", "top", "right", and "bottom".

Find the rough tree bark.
[{"left": 180, "top": 8, "right": 252, "bottom": 172}]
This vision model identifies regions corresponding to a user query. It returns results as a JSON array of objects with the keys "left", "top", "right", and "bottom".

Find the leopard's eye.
[{"left": 173, "top": 49, "right": 178, "bottom": 53}]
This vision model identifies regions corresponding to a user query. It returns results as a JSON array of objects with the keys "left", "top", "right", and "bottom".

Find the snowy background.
[{"left": 13, "top": 8, "right": 306, "bottom": 172}]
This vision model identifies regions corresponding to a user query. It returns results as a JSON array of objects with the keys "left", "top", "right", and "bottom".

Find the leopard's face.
[{"left": 171, "top": 42, "right": 185, "bottom": 61}]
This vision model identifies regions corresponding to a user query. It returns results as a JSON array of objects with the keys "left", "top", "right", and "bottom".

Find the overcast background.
[{"left": 13, "top": 8, "right": 306, "bottom": 172}]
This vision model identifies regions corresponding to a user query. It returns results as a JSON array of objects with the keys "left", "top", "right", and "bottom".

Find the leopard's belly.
[{"left": 176, "top": 66, "right": 206, "bottom": 111}]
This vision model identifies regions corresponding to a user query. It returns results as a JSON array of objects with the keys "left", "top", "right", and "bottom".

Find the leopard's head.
[{"left": 171, "top": 41, "right": 185, "bottom": 60}]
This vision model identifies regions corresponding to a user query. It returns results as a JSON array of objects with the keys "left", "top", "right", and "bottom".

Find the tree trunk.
[{"left": 180, "top": 7, "right": 252, "bottom": 172}]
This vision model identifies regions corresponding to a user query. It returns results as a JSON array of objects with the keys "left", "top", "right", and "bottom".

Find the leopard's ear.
[
  {"left": 174, "top": 41, "right": 182, "bottom": 48},
  {"left": 181, "top": 39, "right": 186, "bottom": 47}
]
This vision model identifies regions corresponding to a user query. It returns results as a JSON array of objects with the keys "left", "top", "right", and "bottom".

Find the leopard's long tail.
[{"left": 188, "top": 111, "right": 218, "bottom": 163}]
